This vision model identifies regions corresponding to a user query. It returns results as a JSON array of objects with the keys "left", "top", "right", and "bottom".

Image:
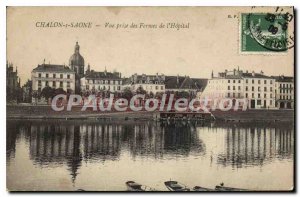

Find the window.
[
  {"left": 252, "top": 93, "right": 254, "bottom": 98},
  {"left": 227, "top": 93, "right": 230, "bottom": 97},
  {"left": 258, "top": 93, "right": 260, "bottom": 98},
  {"left": 86, "top": 85, "right": 89, "bottom": 90},
  {"left": 60, "top": 74, "right": 63, "bottom": 79},
  {"left": 246, "top": 79, "right": 248, "bottom": 83},
  {"left": 67, "top": 74, "right": 70, "bottom": 79},
  {"left": 228, "top": 80, "right": 230, "bottom": 83},
  {"left": 38, "top": 73, "right": 41, "bottom": 78},
  {"left": 270, "top": 100, "right": 273, "bottom": 105},
  {"left": 45, "top": 81, "right": 49, "bottom": 86},
  {"left": 238, "top": 86, "right": 241, "bottom": 90},
  {"left": 264, "top": 87, "right": 267, "bottom": 91},
  {"left": 264, "top": 94, "right": 266, "bottom": 98},
  {"left": 252, "top": 86, "right": 254, "bottom": 91},
  {"left": 161, "top": 86, "right": 164, "bottom": 90},
  {"left": 238, "top": 93, "right": 240, "bottom": 97},
  {"left": 252, "top": 79, "right": 254, "bottom": 84},
  {"left": 156, "top": 86, "right": 158, "bottom": 90},
  {"left": 53, "top": 81, "right": 56, "bottom": 87},
  {"left": 233, "top": 80, "right": 235, "bottom": 83},
  {"left": 233, "top": 93, "right": 235, "bottom": 97},
  {"left": 270, "top": 80, "right": 273, "bottom": 84},
  {"left": 264, "top": 80, "right": 266, "bottom": 84},
  {"left": 228, "top": 86, "right": 230, "bottom": 90},
  {"left": 258, "top": 80, "right": 261, "bottom": 84},
  {"left": 258, "top": 87, "right": 261, "bottom": 92},
  {"left": 246, "top": 86, "right": 248, "bottom": 91},
  {"left": 46, "top": 73, "right": 49, "bottom": 78},
  {"left": 257, "top": 100, "right": 261, "bottom": 105},
  {"left": 245, "top": 93, "right": 248, "bottom": 98},
  {"left": 270, "top": 94, "right": 272, "bottom": 98},
  {"left": 67, "top": 82, "right": 70, "bottom": 88},
  {"left": 238, "top": 80, "right": 241, "bottom": 83},
  {"left": 233, "top": 86, "right": 235, "bottom": 90},
  {"left": 270, "top": 87, "right": 273, "bottom": 91},
  {"left": 60, "top": 81, "right": 63, "bottom": 88},
  {"left": 53, "top": 74, "right": 56, "bottom": 78}
]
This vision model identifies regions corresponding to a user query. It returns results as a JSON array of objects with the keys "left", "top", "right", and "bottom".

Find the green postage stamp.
[{"left": 240, "top": 12, "right": 294, "bottom": 53}]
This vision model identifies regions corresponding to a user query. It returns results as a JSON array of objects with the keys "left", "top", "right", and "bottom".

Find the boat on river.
[
  {"left": 193, "top": 186, "right": 215, "bottom": 191},
  {"left": 126, "top": 181, "right": 156, "bottom": 191},
  {"left": 215, "top": 183, "right": 248, "bottom": 191},
  {"left": 164, "top": 181, "right": 190, "bottom": 191}
]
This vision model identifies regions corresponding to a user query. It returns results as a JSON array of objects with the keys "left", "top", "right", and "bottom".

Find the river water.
[{"left": 6, "top": 120, "right": 294, "bottom": 191}]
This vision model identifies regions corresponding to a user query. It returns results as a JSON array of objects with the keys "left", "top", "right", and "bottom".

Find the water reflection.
[
  {"left": 6, "top": 120, "right": 294, "bottom": 189},
  {"left": 216, "top": 126, "right": 294, "bottom": 168}
]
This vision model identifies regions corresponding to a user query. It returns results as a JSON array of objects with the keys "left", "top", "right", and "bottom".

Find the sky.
[{"left": 7, "top": 7, "right": 294, "bottom": 86}]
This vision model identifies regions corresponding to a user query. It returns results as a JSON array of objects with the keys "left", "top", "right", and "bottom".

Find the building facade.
[
  {"left": 7, "top": 62, "right": 21, "bottom": 93},
  {"left": 123, "top": 73, "right": 165, "bottom": 95},
  {"left": 80, "top": 66, "right": 122, "bottom": 94},
  {"left": 201, "top": 68, "right": 276, "bottom": 109},
  {"left": 31, "top": 63, "right": 76, "bottom": 92},
  {"left": 165, "top": 75, "right": 207, "bottom": 97},
  {"left": 273, "top": 75, "right": 294, "bottom": 109},
  {"left": 6, "top": 62, "right": 21, "bottom": 101}
]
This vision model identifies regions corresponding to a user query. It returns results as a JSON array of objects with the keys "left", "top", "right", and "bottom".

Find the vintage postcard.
[{"left": 6, "top": 6, "right": 294, "bottom": 191}]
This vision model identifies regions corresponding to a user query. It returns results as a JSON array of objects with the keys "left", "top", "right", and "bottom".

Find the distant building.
[
  {"left": 69, "top": 42, "right": 85, "bottom": 93},
  {"left": 165, "top": 75, "right": 207, "bottom": 97},
  {"left": 273, "top": 75, "right": 294, "bottom": 109},
  {"left": 6, "top": 61, "right": 21, "bottom": 102},
  {"left": 201, "top": 68, "right": 276, "bottom": 109},
  {"left": 123, "top": 73, "right": 165, "bottom": 94},
  {"left": 31, "top": 63, "right": 76, "bottom": 92},
  {"left": 80, "top": 66, "right": 122, "bottom": 93}
]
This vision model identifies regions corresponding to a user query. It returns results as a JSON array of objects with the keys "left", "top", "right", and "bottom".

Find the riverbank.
[{"left": 6, "top": 105, "right": 294, "bottom": 122}]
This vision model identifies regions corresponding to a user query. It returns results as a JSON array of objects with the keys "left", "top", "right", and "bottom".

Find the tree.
[
  {"left": 41, "top": 86, "right": 55, "bottom": 101},
  {"left": 155, "top": 92, "right": 163, "bottom": 100},
  {"left": 136, "top": 86, "right": 146, "bottom": 95},
  {"left": 149, "top": 91, "right": 154, "bottom": 98},
  {"left": 54, "top": 88, "right": 66, "bottom": 97},
  {"left": 122, "top": 87, "right": 133, "bottom": 100}
]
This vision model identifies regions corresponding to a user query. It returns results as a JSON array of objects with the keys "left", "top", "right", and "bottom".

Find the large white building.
[
  {"left": 80, "top": 66, "right": 122, "bottom": 93},
  {"left": 201, "top": 68, "right": 276, "bottom": 109},
  {"left": 273, "top": 75, "right": 294, "bottom": 109},
  {"left": 123, "top": 73, "right": 165, "bottom": 95},
  {"left": 31, "top": 63, "right": 76, "bottom": 92}
]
